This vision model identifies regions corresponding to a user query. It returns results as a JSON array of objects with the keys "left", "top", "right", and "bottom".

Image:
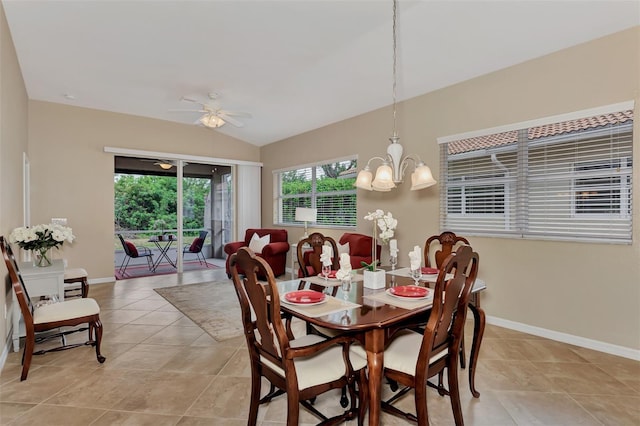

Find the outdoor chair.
[
  {"left": 117, "top": 233, "right": 154, "bottom": 275},
  {"left": 182, "top": 230, "right": 209, "bottom": 266}
]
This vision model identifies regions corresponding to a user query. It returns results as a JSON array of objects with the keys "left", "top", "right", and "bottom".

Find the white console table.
[{"left": 11, "top": 259, "right": 65, "bottom": 352}]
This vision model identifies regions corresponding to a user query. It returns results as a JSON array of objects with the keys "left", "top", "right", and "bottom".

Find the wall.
[
  {"left": 0, "top": 3, "right": 28, "bottom": 361},
  {"left": 260, "top": 27, "right": 640, "bottom": 354},
  {"left": 27, "top": 101, "right": 260, "bottom": 280}
]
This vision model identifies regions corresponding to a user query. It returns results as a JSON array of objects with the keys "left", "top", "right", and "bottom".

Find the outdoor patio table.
[{"left": 148, "top": 234, "right": 177, "bottom": 271}]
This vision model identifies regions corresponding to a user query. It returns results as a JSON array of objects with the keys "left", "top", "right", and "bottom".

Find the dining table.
[
  {"left": 148, "top": 234, "right": 177, "bottom": 271},
  {"left": 276, "top": 268, "right": 486, "bottom": 426}
]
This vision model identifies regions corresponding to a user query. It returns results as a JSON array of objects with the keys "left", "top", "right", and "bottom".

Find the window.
[
  {"left": 274, "top": 157, "right": 357, "bottom": 228},
  {"left": 439, "top": 104, "right": 634, "bottom": 242}
]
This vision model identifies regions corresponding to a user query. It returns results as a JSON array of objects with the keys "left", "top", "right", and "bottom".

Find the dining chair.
[
  {"left": 230, "top": 247, "right": 368, "bottom": 426},
  {"left": 117, "top": 233, "right": 154, "bottom": 274},
  {"left": 371, "top": 245, "right": 479, "bottom": 425},
  {"left": 295, "top": 232, "right": 351, "bottom": 407},
  {"left": 424, "top": 231, "right": 470, "bottom": 269},
  {"left": 424, "top": 231, "right": 471, "bottom": 368},
  {"left": 1, "top": 236, "right": 106, "bottom": 381},
  {"left": 297, "top": 232, "right": 339, "bottom": 278},
  {"left": 182, "top": 230, "right": 209, "bottom": 266}
]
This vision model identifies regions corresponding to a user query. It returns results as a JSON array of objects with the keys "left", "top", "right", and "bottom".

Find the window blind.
[
  {"left": 274, "top": 158, "right": 357, "bottom": 228},
  {"left": 440, "top": 109, "right": 633, "bottom": 243}
]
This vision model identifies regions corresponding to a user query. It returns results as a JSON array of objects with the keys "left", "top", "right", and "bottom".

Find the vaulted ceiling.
[{"left": 3, "top": 0, "right": 638, "bottom": 146}]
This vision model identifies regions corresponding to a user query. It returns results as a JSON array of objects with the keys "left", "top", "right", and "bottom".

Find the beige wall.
[
  {"left": 27, "top": 101, "right": 260, "bottom": 281},
  {"left": 261, "top": 27, "right": 640, "bottom": 352},
  {"left": 0, "top": 3, "right": 28, "bottom": 357}
]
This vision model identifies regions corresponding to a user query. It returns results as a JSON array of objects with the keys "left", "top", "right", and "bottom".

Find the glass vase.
[{"left": 33, "top": 247, "right": 52, "bottom": 267}]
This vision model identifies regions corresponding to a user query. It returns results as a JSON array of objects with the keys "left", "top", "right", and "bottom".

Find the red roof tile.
[{"left": 448, "top": 110, "right": 633, "bottom": 155}]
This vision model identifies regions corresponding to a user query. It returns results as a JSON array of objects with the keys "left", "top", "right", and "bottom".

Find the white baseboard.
[
  {"left": 0, "top": 330, "right": 12, "bottom": 374},
  {"left": 487, "top": 315, "right": 640, "bottom": 361}
]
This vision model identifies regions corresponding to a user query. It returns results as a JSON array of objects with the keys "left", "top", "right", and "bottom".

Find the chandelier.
[{"left": 355, "top": 0, "right": 436, "bottom": 192}]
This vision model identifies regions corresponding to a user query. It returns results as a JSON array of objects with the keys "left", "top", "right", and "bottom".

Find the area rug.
[
  {"left": 154, "top": 281, "right": 243, "bottom": 341},
  {"left": 115, "top": 260, "right": 219, "bottom": 280}
]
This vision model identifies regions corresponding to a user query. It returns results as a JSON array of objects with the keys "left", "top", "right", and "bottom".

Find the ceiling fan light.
[
  {"left": 199, "top": 114, "right": 225, "bottom": 128},
  {"left": 410, "top": 164, "right": 437, "bottom": 190},
  {"left": 372, "top": 163, "right": 396, "bottom": 191},
  {"left": 158, "top": 163, "right": 173, "bottom": 170}
]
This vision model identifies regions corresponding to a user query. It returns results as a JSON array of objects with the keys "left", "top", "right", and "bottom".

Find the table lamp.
[{"left": 295, "top": 207, "right": 317, "bottom": 239}]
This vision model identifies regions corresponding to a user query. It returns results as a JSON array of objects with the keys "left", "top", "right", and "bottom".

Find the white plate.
[{"left": 386, "top": 288, "right": 433, "bottom": 300}]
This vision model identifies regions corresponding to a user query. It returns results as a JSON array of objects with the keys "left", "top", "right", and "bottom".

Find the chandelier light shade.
[
  {"left": 295, "top": 207, "right": 317, "bottom": 238},
  {"left": 355, "top": 0, "right": 436, "bottom": 192},
  {"left": 199, "top": 114, "right": 226, "bottom": 128}
]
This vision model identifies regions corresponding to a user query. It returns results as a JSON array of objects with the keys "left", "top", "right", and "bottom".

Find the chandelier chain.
[{"left": 392, "top": 0, "right": 397, "bottom": 137}]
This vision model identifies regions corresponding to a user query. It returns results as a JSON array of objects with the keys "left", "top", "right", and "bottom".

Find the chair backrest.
[
  {"left": 418, "top": 245, "right": 479, "bottom": 369},
  {"left": 424, "top": 231, "right": 470, "bottom": 268},
  {"left": 243, "top": 228, "right": 288, "bottom": 245},
  {"left": 230, "top": 247, "right": 290, "bottom": 372},
  {"left": 0, "top": 237, "right": 35, "bottom": 328},
  {"left": 118, "top": 234, "right": 138, "bottom": 257},
  {"left": 297, "top": 232, "right": 339, "bottom": 277},
  {"left": 198, "top": 230, "right": 209, "bottom": 240}
]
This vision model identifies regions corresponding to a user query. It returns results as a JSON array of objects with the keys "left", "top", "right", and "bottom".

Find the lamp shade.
[
  {"left": 410, "top": 164, "right": 437, "bottom": 191},
  {"left": 355, "top": 169, "right": 373, "bottom": 191},
  {"left": 371, "top": 163, "right": 395, "bottom": 191},
  {"left": 295, "top": 207, "right": 317, "bottom": 222}
]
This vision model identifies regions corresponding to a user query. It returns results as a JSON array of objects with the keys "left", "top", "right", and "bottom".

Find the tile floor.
[{"left": 1, "top": 268, "right": 639, "bottom": 425}]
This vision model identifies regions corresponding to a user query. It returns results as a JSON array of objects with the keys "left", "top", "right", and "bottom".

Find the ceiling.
[{"left": 3, "top": 1, "right": 639, "bottom": 147}]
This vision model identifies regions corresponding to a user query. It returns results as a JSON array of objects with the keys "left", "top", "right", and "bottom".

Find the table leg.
[
  {"left": 365, "top": 328, "right": 385, "bottom": 426},
  {"left": 468, "top": 302, "right": 485, "bottom": 398}
]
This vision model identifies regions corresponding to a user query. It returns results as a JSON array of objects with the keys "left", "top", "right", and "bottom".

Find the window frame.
[{"left": 273, "top": 156, "right": 358, "bottom": 229}]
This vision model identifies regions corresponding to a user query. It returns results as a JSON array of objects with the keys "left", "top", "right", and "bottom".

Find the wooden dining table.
[{"left": 276, "top": 269, "right": 486, "bottom": 426}]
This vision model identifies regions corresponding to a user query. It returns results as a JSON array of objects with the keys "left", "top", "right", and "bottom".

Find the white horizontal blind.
[
  {"left": 274, "top": 158, "right": 357, "bottom": 228},
  {"left": 440, "top": 109, "right": 633, "bottom": 243}
]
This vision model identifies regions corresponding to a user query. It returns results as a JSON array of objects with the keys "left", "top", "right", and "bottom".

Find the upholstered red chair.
[
  {"left": 339, "top": 232, "right": 381, "bottom": 269},
  {"left": 224, "top": 228, "right": 289, "bottom": 277}
]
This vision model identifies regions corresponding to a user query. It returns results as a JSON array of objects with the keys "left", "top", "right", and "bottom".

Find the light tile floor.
[{"left": 1, "top": 268, "right": 639, "bottom": 425}]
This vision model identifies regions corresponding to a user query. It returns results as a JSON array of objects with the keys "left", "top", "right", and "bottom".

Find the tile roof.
[{"left": 448, "top": 110, "right": 634, "bottom": 155}]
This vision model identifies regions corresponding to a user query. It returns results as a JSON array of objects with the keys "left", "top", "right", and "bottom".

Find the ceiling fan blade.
[
  {"left": 168, "top": 108, "right": 207, "bottom": 113},
  {"left": 221, "top": 111, "right": 252, "bottom": 118},
  {"left": 218, "top": 114, "right": 244, "bottom": 128}
]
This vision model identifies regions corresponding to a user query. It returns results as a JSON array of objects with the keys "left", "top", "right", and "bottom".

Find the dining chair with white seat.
[
  {"left": 354, "top": 245, "right": 479, "bottom": 426},
  {"left": 1, "top": 236, "right": 106, "bottom": 381},
  {"left": 230, "top": 247, "right": 368, "bottom": 426}
]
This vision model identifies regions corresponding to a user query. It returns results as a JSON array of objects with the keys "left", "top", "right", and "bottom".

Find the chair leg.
[
  {"left": 21, "top": 334, "right": 35, "bottom": 381},
  {"left": 93, "top": 320, "right": 106, "bottom": 363},
  {"left": 414, "top": 373, "right": 430, "bottom": 426},
  {"left": 286, "top": 388, "right": 300, "bottom": 426},
  {"left": 77, "top": 277, "right": 89, "bottom": 298},
  {"left": 357, "top": 369, "right": 368, "bottom": 426},
  {"left": 459, "top": 331, "right": 466, "bottom": 369},
  {"left": 447, "top": 364, "right": 464, "bottom": 426},
  {"left": 119, "top": 256, "right": 131, "bottom": 274},
  {"left": 248, "top": 370, "right": 262, "bottom": 425}
]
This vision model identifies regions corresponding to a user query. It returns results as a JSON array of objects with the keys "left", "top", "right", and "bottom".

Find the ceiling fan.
[{"left": 171, "top": 93, "right": 251, "bottom": 129}]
